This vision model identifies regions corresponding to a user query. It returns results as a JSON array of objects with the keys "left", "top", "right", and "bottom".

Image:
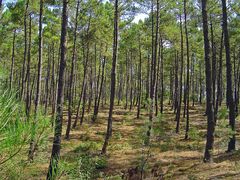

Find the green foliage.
[
  {"left": 60, "top": 154, "right": 107, "bottom": 179},
  {"left": 74, "top": 141, "right": 101, "bottom": 153},
  {"left": 153, "top": 113, "right": 165, "bottom": 137},
  {"left": 59, "top": 138, "right": 108, "bottom": 179},
  {"left": 0, "top": 90, "right": 30, "bottom": 162},
  {"left": 109, "top": 142, "right": 131, "bottom": 151},
  {"left": 187, "top": 127, "right": 202, "bottom": 151},
  {"left": 215, "top": 107, "right": 236, "bottom": 150},
  {"left": 188, "top": 127, "right": 201, "bottom": 141},
  {"left": 217, "top": 107, "right": 228, "bottom": 120},
  {"left": 0, "top": 90, "right": 51, "bottom": 178},
  {"left": 75, "top": 155, "right": 99, "bottom": 179},
  {"left": 114, "top": 131, "right": 122, "bottom": 140}
]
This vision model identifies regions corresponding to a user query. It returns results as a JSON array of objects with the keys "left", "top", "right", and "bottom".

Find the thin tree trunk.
[
  {"left": 155, "top": 38, "right": 161, "bottom": 116},
  {"left": 21, "top": 0, "right": 29, "bottom": 100},
  {"left": 160, "top": 38, "right": 164, "bottom": 114},
  {"left": 202, "top": 0, "right": 215, "bottom": 162},
  {"left": 73, "top": 15, "right": 91, "bottom": 128},
  {"left": 129, "top": 50, "right": 133, "bottom": 111},
  {"left": 191, "top": 54, "right": 195, "bottom": 106},
  {"left": 28, "top": 0, "right": 44, "bottom": 161},
  {"left": 80, "top": 84, "right": 87, "bottom": 125},
  {"left": 221, "top": 0, "right": 236, "bottom": 152},
  {"left": 92, "top": 55, "right": 106, "bottom": 123},
  {"left": 147, "top": 0, "right": 159, "bottom": 140},
  {"left": 25, "top": 13, "right": 32, "bottom": 119},
  {"left": 10, "top": 29, "right": 16, "bottom": 91},
  {"left": 125, "top": 51, "right": 129, "bottom": 109},
  {"left": 137, "top": 35, "right": 142, "bottom": 119},
  {"left": 65, "top": 0, "right": 80, "bottom": 139},
  {"left": 216, "top": 31, "right": 224, "bottom": 117},
  {"left": 102, "top": 0, "right": 118, "bottom": 154},
  {"left": 176, "top": 14, "right": 184, "bottom": 133},
  {"left": 184, "top": 0, "right": 190, "bottom": 139},
  {"left": 44, "top": 47, "right": 51, "bottom": 114},
  {"left": 210, "top": 18, "right": 216, "bottom": 114},
  {"left": 233, "top": 49, "right": 238, "bottom": 116},
  {"left": 47, "top": 0, "right": 68, "bottom": 178},
  {"left": 174, "top": 51, "right": 179, "bottom": 112},
  {"left": 51, "top": 43, "right": 56, "bottom": 122},
  {"left": 145, "top": 51, "right": 150, "bottom": 107}
]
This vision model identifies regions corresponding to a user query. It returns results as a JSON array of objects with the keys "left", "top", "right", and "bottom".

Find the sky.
[{"left": 3, "top": 0, "right": 148, "bottom": 23}]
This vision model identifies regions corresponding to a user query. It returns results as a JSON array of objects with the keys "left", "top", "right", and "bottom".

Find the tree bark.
[
  {"left": 137, "top": 35, "right": 142, "bottom": 119},
  {"left": 44, "top": 47, "right": 51, "bottom": 115},
  {"left": 221, "top": 0, "right": 236, "bottom": 152},
  {"left": 28, "top": 0, "right": 44, "bottom": 161},
  {"left": 47, "top": 0, "right": 68, "bottom": 178},
  {"left": 184, "top": 0, "right": 190, "bottom": 139},
  {"left": 10, "top": 29, "right": 16, "bottom": 91},
  {"left": 102, "top": 0, "right": 118, "bottom": 154},
  {"left": 65, "top": 0, "right": 80, "bottom": 140},
  {"left": 147, "top": 0, "right": 159, "bottom": 140},
  {"left": 175, "top": 14, "right": 184, "bottom": 133},
  {"left": 216, "top": 31, "right": 223, "bottom": 117},
  {"left": 21, "top": 0, "right": 29, "bottom": 100},
  {"left": 160, "top": 38, "right": 164, "bottom": 114},
  {"left": 174, "top": 51, "right": 179, "bottom": 112},
  {"left": 202, "top": 0, "right": 215, "bottom": 162},
  {"left": 25, "top": 13, "right": 32, "bottom": 119},
  {"left": 92, "top": 55, "right": 106, "bottom": 123}
]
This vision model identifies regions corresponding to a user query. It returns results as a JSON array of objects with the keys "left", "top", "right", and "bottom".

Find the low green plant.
[
  {"left": 0, "top": 87, "right": 51, "bottom": 178},
  {"left": 215, "top": 107, "right": 236, "bottom": 151},
  {"left": 62, "top": 154, "right": 107, "bottom": 179},
  {"left": 114, "top": 131, "right": 122, "bottom": 140},
  {"left": 74, "top": 141, "right": 101, "bottom": 153},
  {"left": 215, "top": 119, "right": 235, "bottom": 150},
  {"left": 153, "top": 113, "right": 165, "bottom": 138}
]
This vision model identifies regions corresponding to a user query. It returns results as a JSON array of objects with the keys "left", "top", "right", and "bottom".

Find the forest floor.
[{"left": 23, "top": 104, "right": 240, "bottom": 180}]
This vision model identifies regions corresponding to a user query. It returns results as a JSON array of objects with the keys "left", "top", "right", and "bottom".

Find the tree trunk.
[
  {"left": 44, "top": 47, "right": 51, "bottom": 115},
  {"left": 9, "top": 29, "right": 16, "bottom": 91},
  {"left": 174, "top": 51, "right": 179, "bottom": 112},
  {"left": 210, "top": 18, "right": 216, "bottom": 114},
  {"left": 221, "top": 0, "right": 236, "bottom": 152},
  {"left": 51, "top": 43, "right": 56, "bottom": 122},
  {"left": 47, "top": 0, "right": 68, "bottom": 178},
  {"left": 175, "top": 14, "right": 184, "bottom": 133},
  {"left": 184, "top": 0, "right": 190, "bottom": 140},
  {"left": 216, "top": 31, "right": 223, "bottom": 118},
  {"left": 147, "top": 0, "right": 159, "bottom": 140},
  {"left": 80, "top": 84, "right": 87, "bottom": 125},
  {"left": 202, "top": 0, "right": 215, "bottom": 162},
  {"left": 160, "top": 38, "right": 164, "bottom": 114},
  {"left": 65, "top": 0, "right": 80, "bottom": 139},
  {"left": 73, "top": 15, "right": 91, "bottom": 128},
  {"left": 21, "top": 0, "right": 29, "bottom": 100},
  {"left": 137, "top": 35, "right": 142, "bottom": 119},
  {"left": 34, "top": 0, "right": 43, "bottom": 116},
  {"left": 25, "top": 14, "right": 32, "bottom": 119},
  {"left": 92, "top": 55, "right": 106, "bottom": 123},
  {"left": 102, "top": 0, "right": 118, "bottom": 154},
  {"left": 28, "top": 0, "right": 44, "bottom": 161}
]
